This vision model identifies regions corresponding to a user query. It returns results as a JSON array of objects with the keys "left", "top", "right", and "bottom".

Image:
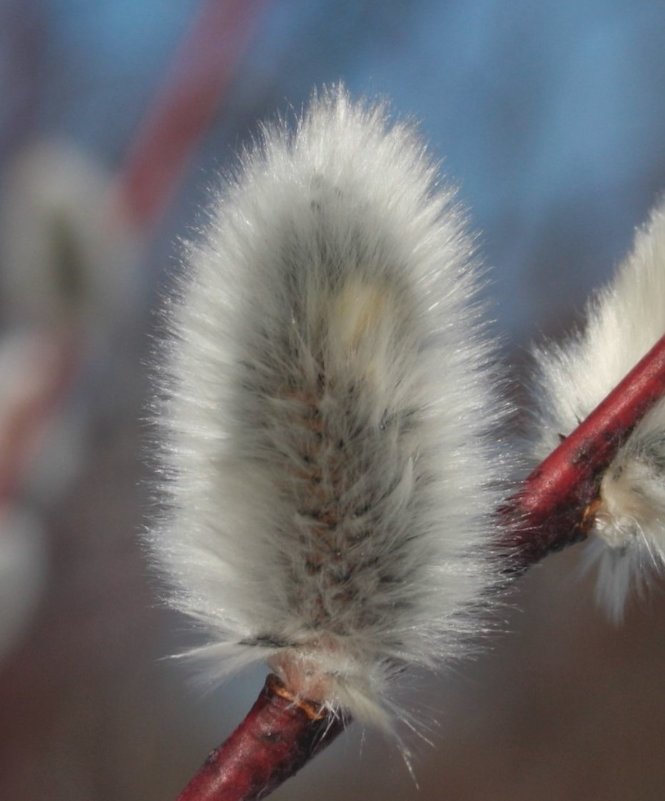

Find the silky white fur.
[
  {"left": 150, "top": 88, "right": 510, "bottom": 728},
  {"left": 532, "top": 200, "right": 665, "bottom": 620}
]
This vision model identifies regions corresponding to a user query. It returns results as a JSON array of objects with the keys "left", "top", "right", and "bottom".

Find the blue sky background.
[{"left": 6, "top": 0, "right": 665, "bottom": 346}]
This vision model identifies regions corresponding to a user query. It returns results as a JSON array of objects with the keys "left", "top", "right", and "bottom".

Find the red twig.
[
  {"left": 503, "top": 333, "right": 665, "bottom": 568},
  {"left": 115, "top": 0, "right": 267, "bottom": 231},
  {"left": 176, "top": 674, "right": 345, "bottom": 801}
]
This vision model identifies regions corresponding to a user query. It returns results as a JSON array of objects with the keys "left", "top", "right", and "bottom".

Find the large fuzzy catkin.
[
  {"left": 150, "top": 88, "right": 510, "bottom": 729},
  {"left": 531, "top": 200, "right": 665, "bottom": 621}
]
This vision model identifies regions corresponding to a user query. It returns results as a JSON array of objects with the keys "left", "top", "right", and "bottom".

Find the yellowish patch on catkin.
[
  {"left": 328, "top": 278, "right": 393, "bottom": 352},
  {"left": 326, "top": 278, "right": 400, "bottom": 400}
]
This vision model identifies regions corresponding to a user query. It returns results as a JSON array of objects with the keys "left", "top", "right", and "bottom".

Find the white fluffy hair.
[
  {"left": 149, "top": 87, "right": 510, "bottom": 729},
  {"left": 531, "top": 199, "right": 665, "bottom": 621}
]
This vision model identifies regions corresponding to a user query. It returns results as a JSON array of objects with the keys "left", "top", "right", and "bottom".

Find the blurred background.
[{"left": 2, "top": 1, "right": 665, "bottom": 799}]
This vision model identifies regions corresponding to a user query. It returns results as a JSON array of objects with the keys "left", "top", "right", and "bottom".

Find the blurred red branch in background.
[
  {"left": 0, "top": 329, "right": 80, "bottom": 506},
  {"left": 115, "top": 0, "right": 268, "bottom": 231}
]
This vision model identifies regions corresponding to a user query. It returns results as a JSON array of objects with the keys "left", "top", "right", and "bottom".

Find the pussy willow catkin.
[
  {"left": 531, "top": 200, "right": 665, "bottom": 620},
  {"left": 150, "top": 87, "right": 512, "bottom": 730}
]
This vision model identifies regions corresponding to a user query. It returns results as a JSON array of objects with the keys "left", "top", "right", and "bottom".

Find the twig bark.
[{"left": 176, "top": 674, "right": 346, "bottom": 801}]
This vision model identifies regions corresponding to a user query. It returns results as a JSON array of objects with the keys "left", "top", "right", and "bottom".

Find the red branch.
[
  {"left": 503, "top": 333, "right": 665, "bottom": 568},
  {"left": 176, "top": 674, "right": 345, "bottom": 801},
  {"left": 114, "top": 0, "right": 267, "bottom": 231}
]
